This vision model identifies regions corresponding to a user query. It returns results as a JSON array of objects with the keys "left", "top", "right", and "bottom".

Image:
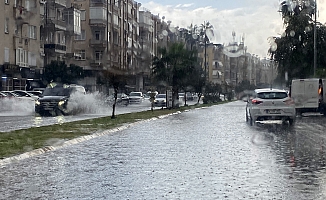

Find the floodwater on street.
[
  {"left": 0, "top": 92, "right": 172, "bottom": 132},
  {"left": 1, "top": 101, "right": 326, "bottom": 199}
]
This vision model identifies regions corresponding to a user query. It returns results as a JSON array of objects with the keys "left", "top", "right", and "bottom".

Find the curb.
[{"left": 0, "top": 111, "right": 184, "bottom": 167}]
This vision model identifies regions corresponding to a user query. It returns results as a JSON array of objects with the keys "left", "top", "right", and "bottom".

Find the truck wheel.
[
  {"left": 289, "top": 118, "right": 295, "bottom": 126},
  {"left": 249, "top": 114, "right": 253, "bottom": 126},
  {"left": 296, "top": 109, "right": 301, "bottom": 116}
]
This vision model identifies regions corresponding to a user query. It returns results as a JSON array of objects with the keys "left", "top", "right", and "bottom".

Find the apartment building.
[
  {"left": 0, "top": 0, "right": 81, "bottom": 91},
  {"left": 69, "top": 0, "right": 141, "bottom": 92},
  {"left": 137, "top": 9, "right": 157, "bottom": 91},
  {"left": 1, "top": 0, "right": 43, "bottom": 91},
  {"left": 42, "top": 0, "right": 81, "bottom": 64}
]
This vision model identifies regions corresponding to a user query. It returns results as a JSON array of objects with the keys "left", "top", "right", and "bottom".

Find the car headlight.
[
  {"left": 58, "top": 100, "right": 66, "bottom": 106},
  {"left": 35, "top": 100, "right": 40, "bottom": 105}
]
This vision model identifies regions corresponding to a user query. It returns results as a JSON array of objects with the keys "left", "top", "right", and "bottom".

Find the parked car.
[
  {"left": 1, "top": 91, "right": 35, "bottom": 101},
  {"left": 28, "top": 90, "right": 43, "bottom": 97},
  {"left": 128, "top": 92, "right": 143, "bottom": 104},
  {"left": 245, "top": 88, "right": 296, "bottom": 126},
  {"left": 106, "top": 93, "right": 129, "bottom": 106},
  {"left": 0, "top": 91, "right": 8, "bottom": 99},
  {"left": 13, "top": 90, "right": 39, "bottom": 100},
  {"left": 178, "top": 93, "right": 185, "bottom": 101},
  {"left": 35, "top": 83, "right": 86, "bottom": 116},
  {"left": 154, "top": 94, "right": 167, "bottom": 107}
]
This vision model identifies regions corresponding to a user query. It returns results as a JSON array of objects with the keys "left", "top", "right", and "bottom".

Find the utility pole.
[
  {"left": 204, "top": 36, "right": 207, "bottom": 84},
  {"left": 314, "top": 0, "right": 317, "bottom": 77}
]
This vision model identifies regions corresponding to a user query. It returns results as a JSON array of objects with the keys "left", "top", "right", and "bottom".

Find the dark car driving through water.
[{"left": 35, "top": 83, "right": 86, "bottom": 116}]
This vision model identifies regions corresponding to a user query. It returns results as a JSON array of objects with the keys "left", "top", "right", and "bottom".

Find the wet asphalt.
[{"left": 1, "top": 101, "right": 326, "bottom": 199}]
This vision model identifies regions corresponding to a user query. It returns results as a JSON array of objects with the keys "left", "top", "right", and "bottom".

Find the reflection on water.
[
  {"left": 33, "top": 117, "right": 43, "bottom": 127},
  {"left": 251, "top": 118, "right": 326, "bottom": 199}
]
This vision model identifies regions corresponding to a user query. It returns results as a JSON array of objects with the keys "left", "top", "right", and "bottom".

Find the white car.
[
  {"left": 154, "top": 94, "right": 167, "bottom": 107},
  {"left": 245, "top": 88, "right": 296, "bottom": 126},
  {"left": 1, "top": 91, "right": 35, "bottom": 101},
  {"left": 128, "top": 92, "right": 143, "bottom": 104},
  {"left": 13, "top": 90, "right": 39, "bottom": 100}
]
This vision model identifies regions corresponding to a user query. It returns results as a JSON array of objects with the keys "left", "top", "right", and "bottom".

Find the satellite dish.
[
  {"left": 192, "top": 34, "right": 198, "bottom": 39},
  {"left": 162, "top": 30, "right": 168, "bottom": 36}
]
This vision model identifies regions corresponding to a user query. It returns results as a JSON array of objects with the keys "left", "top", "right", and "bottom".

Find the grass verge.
[{"left": 0, "top": 101, "right": 230, "bottom": 159}]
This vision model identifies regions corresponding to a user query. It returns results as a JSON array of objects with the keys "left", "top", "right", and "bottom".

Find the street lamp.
[
  {"left": 204, "top": 36, "right": 207, "bottom": 83},
  {"left": 313, "top": 0, "right": 317, "bottom": 77},
  {"left": 200, "top": 21, "right": 213, "bottom": 84}
]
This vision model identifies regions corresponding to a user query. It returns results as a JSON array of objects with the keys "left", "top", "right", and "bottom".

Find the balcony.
[
  {"left": 65, "top": 8, "right": 81, "bottom": 35},
  {"left": 90, "top": 0, "right": 107, "bottom": 7},
  {"left": 89, "top": 6, "right": 107, "bottom": 27},
  {"left": 90, "top": 60, "right": 104, "bottom": 69},
  {"left": 89, "top": 19, "right": 107, "bottom": 27},
  {"left": 54, "top": 0, "right": 66, "bottom": 7},
  {"left": 14, "top": 7, "right": 31, "bottom": 25},
  {"left": 44, "top": 44, "right": 66, "bottom": 54},
  {"left": 45, "top": 20, "right": 66, "bottom": 31},
  {"left": 89, "top": 39, "right": 107, "bottom": 49}
]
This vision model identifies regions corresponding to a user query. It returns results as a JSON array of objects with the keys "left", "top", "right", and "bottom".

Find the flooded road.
[
  {"left": 1, "top": 101, "right": 326, "bottom": 199},
  {"left": 0, "top": 94, "right": 200, "bottom": 132}
]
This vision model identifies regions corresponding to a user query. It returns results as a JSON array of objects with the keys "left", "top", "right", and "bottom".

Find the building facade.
[{"left": 1, "top": 0, "right": 44, "bottom": 91}]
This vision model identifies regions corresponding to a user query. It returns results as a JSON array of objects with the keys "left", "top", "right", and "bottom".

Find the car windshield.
[
  {"left": 129, "top": 92, "right": 141, "bottom": 97},
  {"left": 156, "top": 94, "right": 166, "bottom": 98},
  {"left": 257, "top": 92, "right": 288, "bottom": 99},
  {"left": 42, "top": 87, "right": 73, "bottom": 96}
]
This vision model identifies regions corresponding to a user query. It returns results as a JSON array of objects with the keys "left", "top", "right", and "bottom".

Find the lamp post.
[
  {"left": 313, "top": 0, "right": 317, "bottom": 77},
  {"left": 200, "top": 21, "right": 213, "bottom": 84},
  {"left": 204, "top": 36, "right": 207, "bottom": 84}
]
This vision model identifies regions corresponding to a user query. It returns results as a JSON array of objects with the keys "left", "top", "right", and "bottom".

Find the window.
[
  {"left": 14, "top": 24, "right": 19, "bottom": 35},
  {"left": 57, "top": 10, "right": 61, "bottom": 20},
  {"left": 4, "top": 18, "right": 9, "bottom": 33},
  {"left": 28, "top": 25, "right": 36, "bottom": 39},
  {"left": 4, "top": 47, "right": 9, "bottom": 63},
  {"left": 28, "top": 52, "right": 36, "bottom": 66},
  {"left": 95, "top": 51, "right": 103, "bottom": 63},
  {"left": 16, "top": 48, "right": 28, "bottom": 67},
  {"left": 75, "top": 50, "right": 85, "bottom": 60},
  {"left": 113, "top": 15, "right": 119, "bottom": 26},
  {"left": 57, "top": 32, "right": 61, "bottom": 44},
  {"left": 80, "top": 10, "right": 86, "bottom": 20},
  {"left": 75, "top": 30, "right": 85, "bottom": 40},
  {"left": 95, "top": 31, "right": 100, "bottom": 40},
  {"left": 257, "top": 92, "right": 288, "bottom": 99},
  {"left": 40, "top": 3, "right": 45, "bottom": 15}
]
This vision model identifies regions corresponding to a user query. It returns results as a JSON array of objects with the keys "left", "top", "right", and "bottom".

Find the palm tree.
[
  {"left": 152, "top": 42, "right": 199, "bottom": 108},
  {"left": 199, "top": 21, "right": 214, "bottom": 84}
]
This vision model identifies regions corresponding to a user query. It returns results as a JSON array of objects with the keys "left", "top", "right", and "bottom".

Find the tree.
[
  {"left": 152, "top": 42, "right": 198, "bottom": 108},
  {"left": 202, "top": 82, "right": 222, "bottom": 104},
  {"left": 270, "top": 0, "right": 326, "bottom": 82},
  {"left": 192, "top": 65, "right": 206, "bottom": 104},
  {"left": 101, "top": 67, "right": 128, "bottom": 119},
  {"left": 199, "top": 21, "right": 214, "bottom": 83},
  {"left": 43, "top": 61, "right": 84, "bottom": 85}
]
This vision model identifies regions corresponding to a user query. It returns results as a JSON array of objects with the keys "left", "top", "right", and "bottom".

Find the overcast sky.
[{"left": 140, "top": 0, "right": 326, "bottom": 58}]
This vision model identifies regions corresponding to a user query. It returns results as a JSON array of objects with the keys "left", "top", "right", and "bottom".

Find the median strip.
[{"left": 0, "top": 101, "right": 230, "bottom": 166}]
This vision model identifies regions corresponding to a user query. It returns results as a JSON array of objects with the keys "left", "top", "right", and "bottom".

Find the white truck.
[{"left": 290, "top": 78, "right": 326, "bottom": 115}]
